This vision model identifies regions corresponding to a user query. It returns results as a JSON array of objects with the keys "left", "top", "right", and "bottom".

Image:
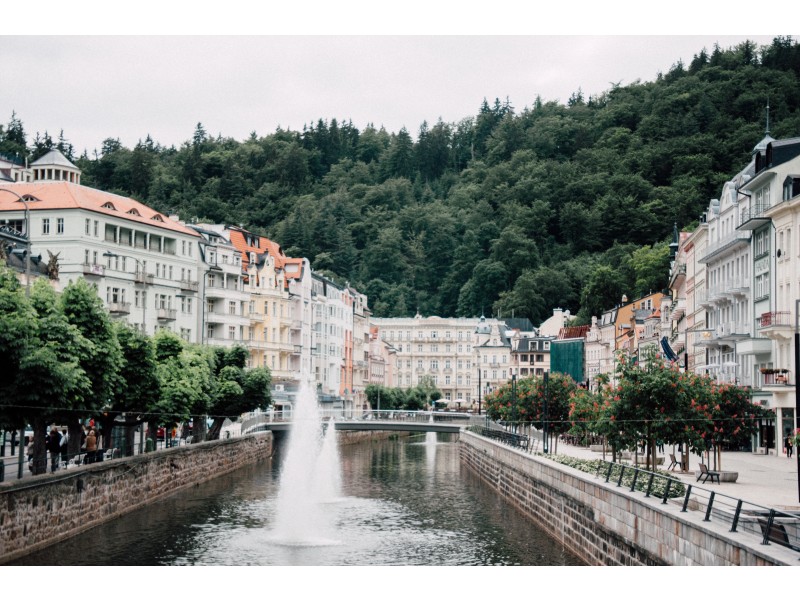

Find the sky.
[{"left": 0, "top": 3, "right": 791, "bottom": 158}]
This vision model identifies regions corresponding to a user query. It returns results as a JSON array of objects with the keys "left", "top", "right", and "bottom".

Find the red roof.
[
  {"left": 228, "top": 227, "right": 305, "bottom": 289},
  {"left": 557, "top": 325, "right": 590, "bottom": 340},
  {"left": 0, "top": 182, "right": 200, "bottom": 237}
]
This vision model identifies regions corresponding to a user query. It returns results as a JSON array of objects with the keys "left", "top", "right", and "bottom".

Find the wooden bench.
[
  {"left": 667, "top": 453, "right": 678, "bottom": 471},
  {"left": 758, "top": 519, "right": 800, "bottom": 553},
  {"left": 697, "top": 463, "right": 720, "bottom": 484}
]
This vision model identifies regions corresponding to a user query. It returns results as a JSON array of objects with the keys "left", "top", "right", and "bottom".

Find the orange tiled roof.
[
  {"left": 228, "top": 227, "right": 305, "bottom": 288},
  {"left": 557, "top": 325, "right": 590, "bottom": 340},
  {"left": 0, "top": 182, "right": 200, "bottom": 237}
]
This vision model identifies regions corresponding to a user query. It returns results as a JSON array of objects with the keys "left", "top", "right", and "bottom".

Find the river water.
[{"left": 12, "top": 434, "right": 584, "bottom": 566}]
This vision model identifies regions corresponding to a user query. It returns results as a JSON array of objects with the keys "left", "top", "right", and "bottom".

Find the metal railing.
[{"left": 590, "top": 460, "right": 800, "bottom": 557}]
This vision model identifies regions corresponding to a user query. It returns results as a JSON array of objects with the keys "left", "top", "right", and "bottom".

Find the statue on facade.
[{"left": 47, "top": 250, "right": 60, "bottom": 279}]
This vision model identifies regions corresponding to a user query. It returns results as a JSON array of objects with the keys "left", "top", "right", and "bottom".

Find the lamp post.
[
  {"left": 103, "top": 251, "right": 146, "bottom": 334},
  {"left": 476, "top": 350, "right": 482, "bottom": 416},
  {"left": 795, "top": 298, "right": 799, "bottom": 502},
  {"left": 511, "top": 373, "right": 517, "bottom": 434},
  {"left": 543, "top": 371, "right": 549, "bottom": 454},
  {"left": 0, "top": 188, "right": 35, "bottom": 480},
  {"left": 0, "top": 188, "right": 33, "bottom": 297}
]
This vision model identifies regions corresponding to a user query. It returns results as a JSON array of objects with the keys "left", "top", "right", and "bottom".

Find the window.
[
  {"left": 85, "top": 218, "right": 90, "bottom": 235},
  {"left": 84, "top": 249, "right": 90, "bottom": 264},
  {"left": 228, "top": 301, "right": 236, "bottom": 315},
  {"left": 445, "top": 375, "right": 451, "bottom": 385},
  {"left": 430, "top": 360, "right": 439, "bottom": 370},
  {"left": 417, "top": 360, "right": 423, "bottom": 369},
  {"left": 228, "top": 326, "right": 236, "bottom": 340},
  {"left": 42, "top": 218, "right": 50, "bottom": 235},
  {"left": 57, "top": 218, "right": 64, "bottom": 234},
  {"left": 94, "top": 220, "right": 98, "bottom": 236}
]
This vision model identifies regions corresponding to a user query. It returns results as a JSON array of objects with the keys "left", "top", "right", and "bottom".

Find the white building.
[{"left": 0, "top": 150, "right": 203, "bottom": 341}]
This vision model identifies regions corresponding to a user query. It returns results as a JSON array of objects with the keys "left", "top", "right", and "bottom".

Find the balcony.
[
  {"left": 180, "top": 279, "right": 199, "bottom": 293},
  {"left": 759, "top": 370, "right": 793, "bottom": 388},
  {"left": 108, "top": 301, "right": 130, "bottom": 315},
  {"left": 83, "top": 263, "right": 105, "bottom": 277},
  {"left": 290, "top": 320, "right": 303, "bottom": 330},
  {"left": 134, "top": 271, "right": 154, "bottom": 285},
  {"left": 698, "top": 231, "right": 751, "bottom": 263},
  {"left": 670, "top": 298, "right": 686, "bottom": 319},
  {"left": 156, "top": 308, "right": 177, "bottom": 321},
  {"left": 758, "top": 311, "right": 794, "bottom": 341},
  {"left": 737, "top": 204, "right": 772, "bottom": 231}
]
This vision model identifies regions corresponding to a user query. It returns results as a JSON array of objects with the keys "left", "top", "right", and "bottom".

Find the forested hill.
[{"left": 3, "top": 38, "right": 800, "bottom": 325}]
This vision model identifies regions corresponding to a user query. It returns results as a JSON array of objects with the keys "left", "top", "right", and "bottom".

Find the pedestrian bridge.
[{"left": 240, "top": 410, "right": 487, "bottom": 435}]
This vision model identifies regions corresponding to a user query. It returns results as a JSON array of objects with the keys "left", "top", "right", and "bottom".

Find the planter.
[
  {"left": 635, "top": 456, "right": 664, "bottom": 466},
  {"left": 694, "top": 469, "right": 739, "bottom": 483},
  {"left": 589, "top": 444, "right": 606, "bottom": 453}
]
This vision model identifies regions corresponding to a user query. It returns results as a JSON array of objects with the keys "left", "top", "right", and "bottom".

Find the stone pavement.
[{"left": 546, "top": 440, "right": 800, "bottom": 512}]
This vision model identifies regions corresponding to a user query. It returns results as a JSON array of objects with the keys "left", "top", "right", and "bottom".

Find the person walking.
[
  {"left": 85, "top": 429, "right": 97, "bottom": 464},
  {"left": 786, "top": 435, "right": 793, "bottom": 459},
  {"left": 60, "top": 428, "right": 69, "bottom": 465},
  {"left": 45, "top": 428, "right": 62, "bottom": 473}
]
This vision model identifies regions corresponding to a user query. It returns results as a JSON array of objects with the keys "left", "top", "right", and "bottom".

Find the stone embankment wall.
[
  {"left": 0, "top": 433, "right": 272, "bottom": 564},
  {"left": 460, "top": 431, "right": 790, "bottom": 566}
]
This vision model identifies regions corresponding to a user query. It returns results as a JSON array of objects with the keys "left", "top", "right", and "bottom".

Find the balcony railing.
[
  {"left": 134, "top": 271, "right": 154, "bottom": 285},
  {"left": 760, "top": 371, "right": 792, "bottom": 387},
  {"left": 156, "top": 308, "right": 177, "bottom": 321},
  {"left": 83, "top": 263, "right": 105, "bottom": 277},
  {"left": 758, "top": 311, "right": 792, "bottom": 328},
  {"left": 180, "top": 279, "right": 199, "bottom": 292},
  {"left": 108, "top": 302, "right": 131, "bottom": 314}
]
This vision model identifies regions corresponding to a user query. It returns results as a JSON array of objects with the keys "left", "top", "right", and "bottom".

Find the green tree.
[{"left": 60, "top": 278, "right": 123, "bottom": 452}]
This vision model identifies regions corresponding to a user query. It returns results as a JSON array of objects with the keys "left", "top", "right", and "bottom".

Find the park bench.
[
  {"left": 667, "top": 453, "right": 678, "bottom": 471},
  {"left": 758, "top": 518, "right": 800, "bottom": 553},
  {"left": 696, "top": 463, "right": 720, "bottom": 484}
]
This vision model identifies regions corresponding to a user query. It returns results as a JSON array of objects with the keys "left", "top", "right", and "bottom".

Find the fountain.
[{"left": 270, "top": 378, "right": 341, "bottom": 546}]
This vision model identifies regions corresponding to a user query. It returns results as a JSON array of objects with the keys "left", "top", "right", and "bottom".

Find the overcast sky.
[{"left": 0, "top": 4, "right": 789, "bottom": 157}]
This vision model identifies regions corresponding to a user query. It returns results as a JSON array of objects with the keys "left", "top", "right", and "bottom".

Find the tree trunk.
[
  {"left": 68, "top": 420, "right": 83, "bottom": 463},
  {"left": 31, "top": 417, "right": 48, "bottom": 475},
  {"left": 124, "top": 424, "right": 136, "bottom": 457},
  {"left": 207, "top": 417, "right": 225, "bottom": 441},
  {"left": 191, "top": 415, "right": 208, "bottom": 443}
]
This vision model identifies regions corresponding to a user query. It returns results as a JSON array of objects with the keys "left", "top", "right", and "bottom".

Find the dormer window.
[
  {"left": 127, "top": 208, "right": 141, "bottom": 216},
  {"left": 102, "top": 202, "right": 116, "bottom": 210},
  {"left": 783, "top": 175, "right": 800, "bottom": 201},
  {"left": 151, "top": 214, "right": 164, "bottom": 222}
]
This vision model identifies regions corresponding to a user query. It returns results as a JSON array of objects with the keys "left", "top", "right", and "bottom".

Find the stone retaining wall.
[
  {"left": 459, "top": 431, "right": 789, "bottom": 566},
  {"left": 0, "top": 433, "right": 273, "bottom": 564}
]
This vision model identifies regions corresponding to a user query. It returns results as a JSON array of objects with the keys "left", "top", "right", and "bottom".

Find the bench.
[
  {"left": 668, "top": 453, "right": 678, "bottom": 471},
  {"left": 758, "top": 519, "right": 800, "bottom": 553},
  {"left": 697, "top": 463, "right": 720, "bottom": 484}
]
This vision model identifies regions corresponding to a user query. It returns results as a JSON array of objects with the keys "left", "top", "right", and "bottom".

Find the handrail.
[{"left": 588, "top": 459, "right": 800, "bottom": 556}]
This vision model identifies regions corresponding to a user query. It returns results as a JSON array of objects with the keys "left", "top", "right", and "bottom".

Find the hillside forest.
[{"left": 3, "top": 37, "right": 800, "bottom": 325}]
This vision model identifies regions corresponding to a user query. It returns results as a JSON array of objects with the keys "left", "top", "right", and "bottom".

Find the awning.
[{"left": 660, "top": 337, "right": 678, "bottom": 362}]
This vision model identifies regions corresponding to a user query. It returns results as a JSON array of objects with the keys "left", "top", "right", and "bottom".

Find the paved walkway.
[{"left": 547, "top": 440, "right": 800, "bottom": 512}]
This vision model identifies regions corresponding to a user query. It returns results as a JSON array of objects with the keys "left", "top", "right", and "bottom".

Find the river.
[{"left": 11, "top": 434, "right": 584, "bottom": 566}]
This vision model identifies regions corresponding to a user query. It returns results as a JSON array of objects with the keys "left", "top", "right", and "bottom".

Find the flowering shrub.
[{"left": 542, "top": 453, "right": 685, "bottom": 498}]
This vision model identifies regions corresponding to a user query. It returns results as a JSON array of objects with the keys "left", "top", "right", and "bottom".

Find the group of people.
[{"left": 27, "top": 423, "right": 100, "bottom": 473}]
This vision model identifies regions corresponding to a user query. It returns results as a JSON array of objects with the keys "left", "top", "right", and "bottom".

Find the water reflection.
[{"left": 12, "top": 435, "right": 584, "bottom": 566}]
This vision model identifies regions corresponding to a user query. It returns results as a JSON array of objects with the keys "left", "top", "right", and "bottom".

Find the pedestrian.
[
  {"left": 85, "top": 428, "right": 97, "bottom": 464},
  {"left": 786, "top": 435, "right": 793, "bottom": 459},
  {"left": 60, "top": 428, "right": 69, "bottom": 464},
  {"left": 25, "top": 435, "right": 34, "bottom": 472},
  {"left": 45, "top": 427, "right": 62, "bottom": 473}
]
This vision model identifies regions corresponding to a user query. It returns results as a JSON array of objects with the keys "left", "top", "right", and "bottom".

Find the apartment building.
[
  {"left": 0, "top": 150, "right": 203, "bottom": 342},
  {"left": 228, "top": 226, "right": 312, "bottom": 409},
  {"left": 190, "top": 224, "right": 247, "bottom": 347},
  {"left": 738, "top": 136, "right": 800, "bottom": 449}
]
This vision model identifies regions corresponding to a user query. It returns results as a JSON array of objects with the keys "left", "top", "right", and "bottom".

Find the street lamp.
[
  {"left": 0, "top": 188, "right": 34, "bottom": 297},
  {"left": 103, "top": 251, "right": 146, "bottom": 333},
  {"left": 511, "top": 374, "right": 517, "bottom": 434},
  {"left": 795, "top": 298, "right": 799, "bottom": 502}
]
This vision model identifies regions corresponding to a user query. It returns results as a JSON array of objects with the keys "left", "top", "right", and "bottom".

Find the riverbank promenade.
[{"left": 552, "top": 440, "right": 800, "bottom": 511}]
